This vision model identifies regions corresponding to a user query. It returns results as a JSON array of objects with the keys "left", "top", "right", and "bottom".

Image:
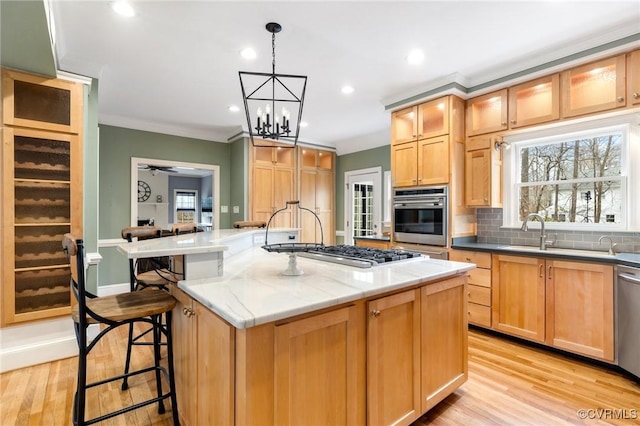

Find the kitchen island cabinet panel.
[
  {"left": 367, "top": 290, "right": 421, "bottom": 426},
  {"left": 275, "top": 305, "right": 362, "bottom": 426},
  {"left": 421, "top": 276, "right": 467, "bottom": 411}
]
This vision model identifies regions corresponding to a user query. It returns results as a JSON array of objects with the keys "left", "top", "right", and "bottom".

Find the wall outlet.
[
  {"left": 233, "top": 206, "right": 239, "bottom": 214},
  {"left": 221, "top": 205, "right": 228, "bottom": 213}
]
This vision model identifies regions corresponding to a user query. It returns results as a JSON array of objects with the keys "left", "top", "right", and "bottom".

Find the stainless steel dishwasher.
[{"left": 616, "top": 265, "right": 640, "bottom": 379}]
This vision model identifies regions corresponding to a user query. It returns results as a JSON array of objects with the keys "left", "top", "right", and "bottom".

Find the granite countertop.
[
  {"left": 178, "top": 246, "right": 474, "bottom": 329},
  {"left": 451, "top": 240, "right": 640, "bottom": 268}
]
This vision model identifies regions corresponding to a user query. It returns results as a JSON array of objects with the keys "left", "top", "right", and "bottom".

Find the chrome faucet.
[
  {"left": 598, "top": 235, "right": 617, "bottom": 255},
  {"left": 520, "top": 213, "right": 548, "bottom": 250}
]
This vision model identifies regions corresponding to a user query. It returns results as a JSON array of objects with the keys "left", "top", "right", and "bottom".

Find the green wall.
[
  {"left": 97, "top": 125, "right": 240, "bottom": 286},
  {"left": 230, "top": 138, "right": 248, "bottom": 224},
  {"left": 335, "top": 144, "right": 391, "bottom": 243}
]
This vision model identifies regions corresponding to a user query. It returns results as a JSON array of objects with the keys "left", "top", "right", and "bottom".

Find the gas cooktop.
[{"left": 297, "top": 245, "right": 423, "bottom": 268}]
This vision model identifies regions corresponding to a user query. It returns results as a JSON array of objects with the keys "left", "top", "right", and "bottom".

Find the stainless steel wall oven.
[{"left": 393, "top": 186, "right": 448, "bottom": 247}]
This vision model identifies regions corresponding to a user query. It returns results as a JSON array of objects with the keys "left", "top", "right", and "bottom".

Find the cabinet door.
[
  {"left": 421, "top": 276, "right": 467, "bottom": 412},
  {"left": 195, "top": 300, "right": 235, "bottom": 425},
  {"left": 492, "top": 254, "right": 545, "bottom": 342},
  {"left": 561, "top": 54, "right": 626, "bottom": 118},
  {"left": 391, "top": 142, "right": 418, "bottom": 187},
  {"left": 418, "top": 135, "right": 449, "bottom": 185},
  {"left": 417, "top": 97, "right": 449, "bottom": 140},
  {"left": 315, "top": 169, "right": 333, "bottom": 245},
  {"left": 273, "top": 167, "right": 294, "bottom": 227},
  {"left": 275, "top": 306, "right": 360, "bottom": 426},
  {"left": 299, "top": 169, "right": 318, "bottom": 243},
  {"left": 465, "top": 148, "right": 490, "bottom": 206},
  {"left": 368, "top": 290, "right": 420, "bottom": 426},
  {"left": 465, "top": 89, "right": 508, "bottom": 136},
  {"left": 546, "top": 260, "right": 614, "bottom": 361},
  {"left": 508, "top": 74, "right": 560, "bottom": 128},
  {"left": 171, "top": 288, "right": 197, "bottom": 426},
  {"left": 628, "top": 50, "right": 640, "bottom": 106},
  {"left": 2, "top": 68, "right": 83, "bottom": 134},
  {"left": 252, "top": 165, "right": 275, "bottom": 223},
  {"left": 391, "top": 106, "right": 418, "bottom": 145}
]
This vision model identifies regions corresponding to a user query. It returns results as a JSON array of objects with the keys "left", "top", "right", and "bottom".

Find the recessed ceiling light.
[
  {"left": 228, "top": 105, "right": 240, "bottom": 113},
  {"left": 240, "top": 47, "right": 257, "bottom": 60},
  {"left": 300, "top": 121, "right": 308, "bottom": 128},
  {"left": 406, "top": 49, "right": 424, "bottom": 65},
  {"left": 341, "top": 85, "right": 354, "bottom": 95},
  {"left": 111, "top": 1, "right": 135, "bottom": 17}
]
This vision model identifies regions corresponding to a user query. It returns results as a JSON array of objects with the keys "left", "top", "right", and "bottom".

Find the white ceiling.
[{"left": 49, "top": 1, "right": 640, "bottom": 155}]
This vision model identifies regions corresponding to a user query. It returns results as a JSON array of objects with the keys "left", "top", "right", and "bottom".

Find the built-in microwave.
[{"left": 393, "top": 186, "right": 448, "bottom": 247}]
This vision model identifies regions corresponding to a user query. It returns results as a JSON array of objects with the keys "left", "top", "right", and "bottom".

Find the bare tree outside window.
[{"left": 516, "top": 132, "right": 622, "bottom": 225}]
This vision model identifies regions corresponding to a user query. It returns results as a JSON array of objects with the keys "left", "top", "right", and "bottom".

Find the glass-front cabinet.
[
  {"left": 1, "top": 68, "right": 83, "bottom": 326},
  {"left": 465, "top": 89, "right": 508, "bottom": 136},
  {"left": 508, "top": 74, "right": 560, "bottom": 128},
  {"left": 391, "top": 97, "right": 450, "bottom": 144},
  {"left": 561, "top": 54, "right": 626, "bottom": 118}
]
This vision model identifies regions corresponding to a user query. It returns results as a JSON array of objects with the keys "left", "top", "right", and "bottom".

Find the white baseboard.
[{"left": 1, "top": 283, "right": 139, "bottom": 373}]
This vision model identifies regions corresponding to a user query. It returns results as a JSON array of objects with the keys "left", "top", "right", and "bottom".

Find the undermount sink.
[{"left": 496, "top": 245, "right": 616, "bottom": 258}]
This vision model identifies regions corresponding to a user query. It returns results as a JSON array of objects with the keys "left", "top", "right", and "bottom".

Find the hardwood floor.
[{"left": 1, "top": 326, "right": 638, "bottom": 425}]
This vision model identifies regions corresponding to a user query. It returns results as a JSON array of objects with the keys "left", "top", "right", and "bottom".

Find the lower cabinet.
[
  {"left": 492, "top": 254, "right": 614, "bottom": 361},
  {"left": 171, "top": 287, "right": 234, "bottom": 426},
  {"left": 354, "top": 238, "right": 391, "bottom": 250},
  {"left": 367, "top": 275, "right": 467, "bottom": 425},
  {"left": 449, "top": 249, "right": 492, "bottom": 327}
]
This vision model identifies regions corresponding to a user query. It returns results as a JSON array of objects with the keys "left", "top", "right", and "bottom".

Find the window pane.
[
  {"left": 518, "top": 180, "right": 622, "bottom": 224},
  {"left": 520, "top": 132, "right": 622, "bottom": 183}
]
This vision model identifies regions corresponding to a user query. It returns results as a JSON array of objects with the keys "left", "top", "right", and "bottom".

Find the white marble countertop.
[
  {"left": 178, "top": 246, "right": 475, "bottom": 329},
  {"left": 116, "top": 228, "right": 298, "bottom": 258}
]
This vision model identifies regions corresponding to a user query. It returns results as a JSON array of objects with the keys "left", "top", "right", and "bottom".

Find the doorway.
[
  {"left": 344, "top": 167, "right": 382, "bottom": 245},
  {"left": 131, "top": 157, "right": 220, "bottom": 230}
]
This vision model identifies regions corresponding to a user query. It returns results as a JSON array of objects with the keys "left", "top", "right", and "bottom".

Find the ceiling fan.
[{"left": 139, "top": 164, "right": 178, "bottom": 175}]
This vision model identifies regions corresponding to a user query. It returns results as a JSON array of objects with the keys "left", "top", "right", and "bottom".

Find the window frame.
[{"left": 502, "top": 112, "right": 640, "bottom": 232}]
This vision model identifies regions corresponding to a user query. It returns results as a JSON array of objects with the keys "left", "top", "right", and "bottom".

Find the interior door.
[{"left": 345, "top": 169, "right": 382, "bottom": 245}]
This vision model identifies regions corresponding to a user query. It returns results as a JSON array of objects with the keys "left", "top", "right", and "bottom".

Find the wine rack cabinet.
[{"left": 2, "top": 68, "right": 83, "bottom": 326}]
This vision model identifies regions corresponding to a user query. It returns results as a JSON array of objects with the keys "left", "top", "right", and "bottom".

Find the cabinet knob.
[
  {"left": 510, "top": 120, "right": 516, "bottom": 124},
  {"left": 501, "top": 122, "right": 507, "bottom": 126},
  {"left": 371, "top": 310, "right": 381, "bottom": 318},
  {"left": 465, "top": 257, "right": 471, "bottom": 261},
  {"left": 634, "top": 92, "right": 639, "bottom": 99},
  {"left": 183, "top": 307, "right": 195, "bottom": 317},
  {"left": 617, "top": 97, "right": 624, "bottom": 103},
  {"left": 483, "top": 197, "right": 488, "bottom": 202}
]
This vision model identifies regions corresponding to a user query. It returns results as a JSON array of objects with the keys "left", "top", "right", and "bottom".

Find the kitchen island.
[{"left": 165, "top": 230, "right": 475, "bottom": 426}]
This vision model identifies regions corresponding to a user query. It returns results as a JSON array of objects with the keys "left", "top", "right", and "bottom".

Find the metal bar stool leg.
[
  {"left": 165, "top": 310, "right": 180, "bottom": 425},
  {"left": 152, "top": 314, "right": 166, "bottom": 414}
]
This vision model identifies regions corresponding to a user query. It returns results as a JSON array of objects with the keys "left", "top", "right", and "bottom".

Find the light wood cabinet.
[
  {"left": 298, "top": 148, "right": 334, "bottom": 245},
  {"left": 392, "top": 135, "right": 450, "bottom": 187},
  {"left": 492, "top": 254, "right": 614, "bottom": 361},
  {"left": 561, "top": 54, "right": 626, "bottom": 118},
  {"left": 545, "top": 260, "right": 614, "bottom": 361},
  {"left": 391, "top": 97, "right": 450, "bottom": 145},
  {"left": 628, "top": 49, "right": 640, "bottom": 107},
  {"left": 354, "top": 238, "right": 390, "bottom": 250},
  {"left": 450, "top": 250, "right": 492, "bottom": 327},
  {"left": 420, "top": 275, "right": 467, "bottom": 412},
  {"left": 275, "top": 305, "right": 360, "bottom": 426},
  {"left": 250, "top": 144, "right": 295, "bottom": 227},
  {"left": 367, "top": 290, "right": 421, "bottom": 426},
  {"left": 171, "top": 287, "right": 234, "bottom": 426},
  {"left": 465, "top": 89, "right": 508, "bottom": 136},
  {"left": 508, "top": 74, "right": 560, "bottom": 128},
  {"left": 492, "top": 254, "right": 546, "bottom": 343},
  {"left": 464, "top": 134, "right": 502, "bottom": 208},
  {"left": 1, "top": 69, "right": 83, "bottom": 326}
]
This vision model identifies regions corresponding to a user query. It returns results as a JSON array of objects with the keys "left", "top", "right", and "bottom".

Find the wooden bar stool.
[
  {"left": 171, "top": 222, "right": 200, "bottom": 234},
  {"left": 62, "top": 234, "right": 179, "bottom": 425}
]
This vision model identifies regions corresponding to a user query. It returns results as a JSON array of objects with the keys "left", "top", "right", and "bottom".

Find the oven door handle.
[{"left": 394, "top": 202, "right": 444, "bottom": 208}]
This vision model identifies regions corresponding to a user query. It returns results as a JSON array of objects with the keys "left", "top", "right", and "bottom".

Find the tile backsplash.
[{"left": 476, "top": 208, "right": 640, "bottom": 254}]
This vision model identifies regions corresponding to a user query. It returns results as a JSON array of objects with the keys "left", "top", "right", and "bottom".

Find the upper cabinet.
[
  {"left": 561, "top": 54, "right": 626, "bottom": 118},
  {"left": 391, "top": 97, "right": 451, "bottom": 145},
  {"left": 508, "top": 74, "right": 560, "bottom": 128},
  {"left": 465, "top": 89, "right": 508, "bottom": 137},
  {"left": 2, "top": 68, "right": 84, "bottom": 326},
  {"left": 2, "top": 68, "right": 83, "bottom": 134},
  {"left": 628, "top": 50, "right": 640, "bottom": 107},
  {"left": 298, "top": 148, "right": 335, "bottom": 245}
]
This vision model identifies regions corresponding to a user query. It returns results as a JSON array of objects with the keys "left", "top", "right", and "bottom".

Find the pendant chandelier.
[{"left": 239, "top": 22, "right": 307, "bottom": 148}]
